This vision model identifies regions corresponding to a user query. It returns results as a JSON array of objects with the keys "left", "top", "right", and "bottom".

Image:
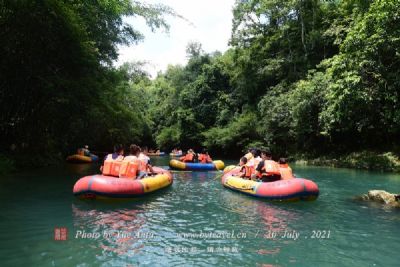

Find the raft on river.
[
  {"left": 73, "top": 167, "right": 172, "bottom": 199},
  {"left": 169, "top": 152, "right": 183, "bottom": 157},
  {"left": 147, "top": 151, "right": 166, "bottom": 156},
  {"left": 222, "top": 167, "right": 319, "bottom": 201},
  {"left": 169, "top": 159, "right": 225, "bottom": 171},
  {"left": 66, "top": 154, "right": 99, "bottom": 163}
]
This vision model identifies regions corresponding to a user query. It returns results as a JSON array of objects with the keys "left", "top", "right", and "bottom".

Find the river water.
[{"left": 0, "top": 157, "right": 399, "bottom": 266}]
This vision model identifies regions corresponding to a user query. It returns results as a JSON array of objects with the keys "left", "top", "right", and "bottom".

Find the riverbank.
[
  {"left": 295, "top": 151, "right": 400, "bottom": 172},
  {"left": 0, "top": 153, "right": 63, "bottom": 175},
  {"left": 2, "top": 151, "right": 400, "bottom": 174}
]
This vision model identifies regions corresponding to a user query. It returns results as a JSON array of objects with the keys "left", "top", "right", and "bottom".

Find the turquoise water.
[{"left": 0, "top": 157, "right": 399, "bottom": 266}]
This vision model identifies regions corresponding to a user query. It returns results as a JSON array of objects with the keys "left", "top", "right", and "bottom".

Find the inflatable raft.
[
  {"left": 222, "top": 167, "right": 319, "bottom": 201},
  {"left": 73, "top": 167, "right": 172, "bottom": 199},
  {"left": 66, "top": 154, "right": 98, "bottom": 163},
  {"left": 169, "top": 152, "right": 183, "bottom": 157},
  {"left": 169, "top": 159, "right": 225, "bottom": 171},
  {"left": 147, "top": 152, "right": 165, "bottom": 156}
]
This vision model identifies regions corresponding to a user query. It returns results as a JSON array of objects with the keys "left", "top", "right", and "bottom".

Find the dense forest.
[{"left": 1, "top": 0, "right": 399, "bottom": 170}]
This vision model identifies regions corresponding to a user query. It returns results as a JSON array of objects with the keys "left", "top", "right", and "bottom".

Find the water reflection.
[
  {"left": 256, "top": 202, "right": 299, "bottom": 234},
  {"left": 176, "top": 171, "right": 217, "bottom": 182},
  {"left": 72, "top": 203, "right": 147, "bottom": 256},
  {"left": 65, "top": 163, "right": 96, "bottom": 176},
  {"left": 220, "top": 190, "right": 299, "bottom": 230},
  {"left": 191, "top": 171, "right": 211, "bottom": 182}
]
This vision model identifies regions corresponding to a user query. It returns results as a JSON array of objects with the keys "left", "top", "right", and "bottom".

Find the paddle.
[{"left": 213, "top": 171, "right": 224, "bottom": 180}]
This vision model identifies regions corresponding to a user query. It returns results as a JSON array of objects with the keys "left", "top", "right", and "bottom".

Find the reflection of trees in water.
[
  {"left": 66, "top": 163, "right": 93, "bottom": 176},
  {"left": 72, "top": 204, "right": 146, "bottom": 255}
]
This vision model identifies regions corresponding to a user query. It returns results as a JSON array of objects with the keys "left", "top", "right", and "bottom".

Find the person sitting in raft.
[
  {"left": 82, "top": 145, "right": 90, "bottom": 156},
  {"left": 253, "top": 150, "right": 281, "bottom": 182},
  {"left": 243, "top": 148, "right": 254, "bottom": 162},
  {"left": 278, "top": 158, "right": 294, "bottom": 180},
  {"left": 124, "top": 144, "right": 140, "bottom": 162},
  {"left": 123, "top": 144, "right": 148, "bottom": 179},
  {"left": 100, "top": 144, "right": 124, "bottom": 172},
  {"left": 198, "top": 148, "right": 212, "bottom": 163},
  {"left": 139, "top": 146, "right": 154, "bottom": 175},
  {"left": 105, "top": 144, "right": 124, "bottom": 161},
  {"left": 243, "top": 148, "right": 262, "bottom": 168},
  {"left": 180, "top": 149, "right": 196, "bottom": 163},
  {"left": 239, "top": 157, "right": 253, "bottom": 179}
]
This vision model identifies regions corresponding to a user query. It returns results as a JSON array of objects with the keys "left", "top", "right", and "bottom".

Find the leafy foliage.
[
  {"left": 0, "top": 0, "right": 172, "bottom": 165},
  {"left": 144, "top": 0, "right": 399, "bottom": 159}
]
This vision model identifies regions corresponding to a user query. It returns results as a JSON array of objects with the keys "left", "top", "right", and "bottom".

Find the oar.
[
  {"left": 213, "top": 169, "right": 229, "bottom": 180},
  {"left": 213, "top": 172, "right": 224, "bottom": 180}
]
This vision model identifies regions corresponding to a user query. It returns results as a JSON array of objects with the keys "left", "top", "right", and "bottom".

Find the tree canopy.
[{"left": 142, "top": 0, "right": 400, "bottom": 158}]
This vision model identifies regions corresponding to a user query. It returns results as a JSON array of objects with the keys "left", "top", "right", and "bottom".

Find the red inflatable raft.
[{"left": 73, "top": 167, "right": 173, "bottom": 199}]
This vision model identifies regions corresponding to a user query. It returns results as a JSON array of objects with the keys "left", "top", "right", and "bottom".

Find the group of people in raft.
[
  {"left": 100, "top": 144, "right": 155, "bottom": 179},
  {"left": 179, "top": 148, "right": 213, "bottom": 164},
  {"left": 93, "top": 144, "right": 291, "bottom": 182},
  {"left": 237, "top": 148, "right": 293, "bottom": 182}
]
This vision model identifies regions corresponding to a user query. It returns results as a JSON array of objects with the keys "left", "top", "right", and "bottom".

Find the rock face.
[{"left": 359, "top": 190, "right": 400, "bottom": 208}]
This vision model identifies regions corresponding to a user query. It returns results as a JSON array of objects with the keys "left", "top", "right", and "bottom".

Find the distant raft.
[
  {"left": 73, "top": 167, "right": 172, "bottom": 199},
  {"left": 221, "top": 167, "right": 319, "bottom": 201},
  {"left": 147, "top": 152, "right": 166, "bottom": 156},
  {"left": 169, "top": 152, "right": 183, "bottom": 157},
  {"left": 66, "top": 154, "right": 98, "bottom": 163},
  {"left": 169, "top": 159, "right": 225, "bottom": 171}
]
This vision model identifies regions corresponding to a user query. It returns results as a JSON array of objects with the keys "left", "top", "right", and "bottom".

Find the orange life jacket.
[
  {"left": 138, "top": 159, "right": 148, "bottom": 172},
  {"left": 103, "top": 158, "right": 124, "bottom": 177},
  {"left": 259, "top": 160, "right": 281, "bottom": 177},
  {"left": 279, "top": 164, "right": 294, "bottom": 180},
  {"left": 241, "top": 165, "right": 253, "bottom": 178},
  {"left": 180, "top": 153, "right": 194, "bottom": 162},
  {"left": 198, "top": 154, "right": 212, "bottom": 163},
  {"left": 103, "top": 155, "right": 142, "bottom": 178},
  {"left": 119, "top": 161, "right": 139, "bottom": 179}
]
